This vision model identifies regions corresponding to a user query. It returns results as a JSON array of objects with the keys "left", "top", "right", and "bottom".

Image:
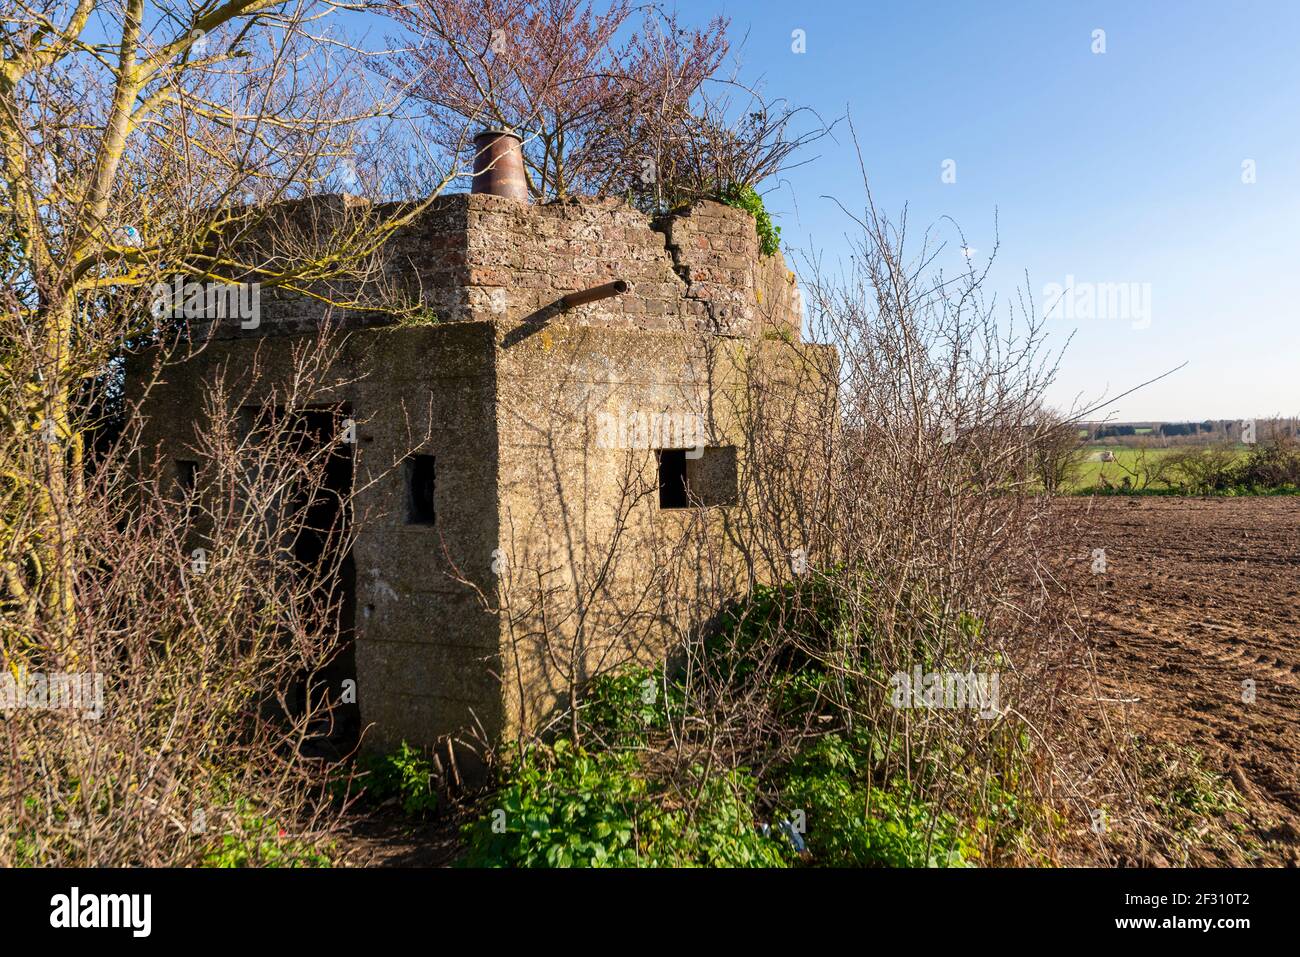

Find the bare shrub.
[
  {"left": 1030, "top": 411, "right": 1089, "bottom": 494},
  {"left": 0, "top": 1, "right": 455, "bottom": 865},
  {"left": 624, "top": 83, "right": 832, "bottom": 214},
  {"left": 2, "top": 329, "right": 384, "bottom": 865},
  {"left": 1238, "top": 424, "right": 1300, "bottom": 489},
  {"left": 1165, "top": 444, "right": 1241, "bottom": 494},
  {"left": 633, "top": 176, "right": 1138, "bottom": 863},
  {"left": 1112, "top": 440, "right": 1176, "bottom": 492}
]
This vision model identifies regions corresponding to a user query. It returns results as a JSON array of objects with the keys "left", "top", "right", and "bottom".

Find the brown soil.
[
  {"left": 335, "top": 806, "right": 467, "bottom": 867},
  {"left": 1067, "top": 496, "right": 1300, "bottom": 865}
]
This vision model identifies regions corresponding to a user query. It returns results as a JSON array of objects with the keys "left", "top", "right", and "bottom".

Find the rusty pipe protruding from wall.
[
  {"left": 560, "top": 280, "right": 630, "bottom": 310},
  {"left": 471, "top": 128, "right": 529, "bottom": 201}
]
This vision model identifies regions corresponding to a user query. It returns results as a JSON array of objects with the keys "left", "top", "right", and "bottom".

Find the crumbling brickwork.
[{"left": 204, "top": 194, "right": 802, "bottom": 341}]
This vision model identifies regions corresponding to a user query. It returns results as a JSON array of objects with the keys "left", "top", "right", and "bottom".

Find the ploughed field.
[{"left": 1070, "top": 496, "right": 1300, "bottom": 864}]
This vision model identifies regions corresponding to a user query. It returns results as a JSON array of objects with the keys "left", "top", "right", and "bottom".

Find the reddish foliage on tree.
[{"left": 378, "top": 0, "right": 729, "bottom": 199}]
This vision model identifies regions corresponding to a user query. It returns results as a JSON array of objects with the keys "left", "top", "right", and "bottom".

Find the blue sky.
[
  {"left": 676, "top": 0, "right": 1300, "bottom": 421},
  {"left": 340, "top": 1, "right": 1299, "bottom": 421}
]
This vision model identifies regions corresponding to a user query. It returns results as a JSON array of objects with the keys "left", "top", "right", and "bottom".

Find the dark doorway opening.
[{"left": 277, "top": 406, "right": 359, "bottom": 755}]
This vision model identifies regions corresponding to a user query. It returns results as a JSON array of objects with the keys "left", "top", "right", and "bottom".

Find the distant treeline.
[{"left": 1085, "top": 418, "right": 1300, "bottom": 441}]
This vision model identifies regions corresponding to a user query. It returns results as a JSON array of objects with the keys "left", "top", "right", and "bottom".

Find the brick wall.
[{"left": 203, "top": 193, "right": 804, "bottom": 343}]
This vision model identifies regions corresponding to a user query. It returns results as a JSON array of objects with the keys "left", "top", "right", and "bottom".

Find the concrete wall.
[
  {"left": 491, "top": 320, "right": 832, "bottom": 736},
  {"left": 128, "top": 324, "right": 508, "bottom": 751},
  {"left": 130, "top": 191, "right": 831, "bottom": 753}
]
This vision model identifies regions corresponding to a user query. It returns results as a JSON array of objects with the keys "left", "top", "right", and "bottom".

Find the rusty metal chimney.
[{"left": 471, "top": 128, "right": 528, "bottom": 201}]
